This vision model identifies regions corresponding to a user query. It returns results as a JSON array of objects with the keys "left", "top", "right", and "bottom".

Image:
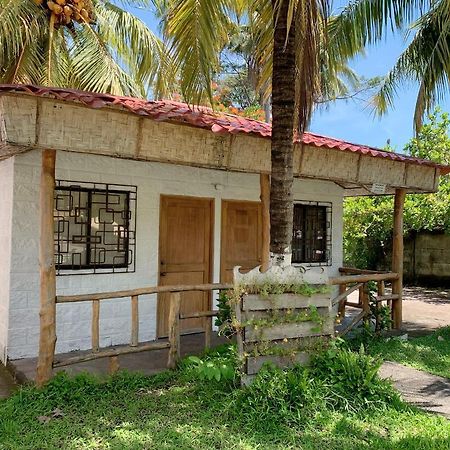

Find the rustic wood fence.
[
  {"left": 44, "top": 283, "right": 232, "bottom": 380},
  {"left": 36, "top": 268, "right": 400, "bottom": 385},
  {"left": 330, "top": 268, "right": 400, "bottom": 335},
  {"left": 234, "top": 290, "right": 334, "bottom": 384}
]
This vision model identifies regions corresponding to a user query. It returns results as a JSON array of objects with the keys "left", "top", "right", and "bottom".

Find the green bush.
[
  {"left": 344, "top": 109, "right": 450, "bottom": 268},
  {"left": 312, "top": 345, "right": 401, "bottom": 412},
  {"left": 230, "top": 344, "right": 401, "bottom": 431}
]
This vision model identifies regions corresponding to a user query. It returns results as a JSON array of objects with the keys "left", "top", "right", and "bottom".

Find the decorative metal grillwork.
[
  {"left": 292, "top": 201, "right": 332, "bottom": 266},
  {"left": 54, "top": 181, "right": 137, "bottom": 275}
]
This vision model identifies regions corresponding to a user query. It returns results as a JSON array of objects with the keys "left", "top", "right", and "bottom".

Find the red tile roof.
[{"left": 1, "top": 84, "right": 449, "bottom": 175}]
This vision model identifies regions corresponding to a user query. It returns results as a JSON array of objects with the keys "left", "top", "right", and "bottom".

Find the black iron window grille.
[
  {"left": 292, "top": 201, "right": 332, "bottom": 266},
  {"left": 54, "top": 181, "right": 137, "bottom": 275}
]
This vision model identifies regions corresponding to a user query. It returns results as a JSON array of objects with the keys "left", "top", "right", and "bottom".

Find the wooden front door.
[
  {"left": 158, "top": 195, "right": 213, "bottom": 337},
  {"left": 220, "top": 200, "right": 262, "bottom": 283}
]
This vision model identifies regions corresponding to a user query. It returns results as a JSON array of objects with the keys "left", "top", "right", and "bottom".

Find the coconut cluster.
[{"left": 34, "top": 0, "right": 94, "bottom": 26}]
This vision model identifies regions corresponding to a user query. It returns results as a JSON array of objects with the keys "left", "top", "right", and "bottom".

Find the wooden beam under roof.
[{"left": 0, "top": 93, "right": 445, "bottom": 195}]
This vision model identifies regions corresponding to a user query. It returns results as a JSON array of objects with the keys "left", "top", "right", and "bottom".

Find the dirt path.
[
  {"left": 380, "top": 361, "right": 450, "bottom": 419},
  {"left": 402, "top": 286, "right": 450, "bottom": 336}
]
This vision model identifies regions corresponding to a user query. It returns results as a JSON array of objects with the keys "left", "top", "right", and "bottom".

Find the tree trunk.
[{"left": 270, "top": 0, "right": 296, "bottom": 265}]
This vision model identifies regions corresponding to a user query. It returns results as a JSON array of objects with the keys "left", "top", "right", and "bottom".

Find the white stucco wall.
[
  {"left": 0, "top": 158, "right": 14, "bottom": 363},
  {"left": 6, "top": 150, "right": 343, "bottom": 359}
]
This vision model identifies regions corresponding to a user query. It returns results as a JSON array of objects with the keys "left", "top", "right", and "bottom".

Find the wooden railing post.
[
  {"left": 36, "top": 149, "right": 57, "bottom": 387},
  {"left": 204, "top": 316, "right": 212, "bottom": 349},
  {"left": 92, "top": 300, "right": 100, "bottom": 352},
  {"left": 131, "top": 295, "right": 139, "bottom": 347},
  {"left": 338, "top": 283, "right": 347, "bottom": 318},
  {"left": 376, "top": 281, "right": 385, "bottom": 331},
  {"left": 361, "top": 283, "right": 370, "bottom": 324},
  {"left": 108, "top": 356, "right": 120, "bottom": 374},
  {"left": 260, "top": 173, "right": 270, "bottom": 272},
  {"left": 167, "top": 292, "right": 181, "bottom": 369},
  {"left": 392, "top": 189, "right": 406, "bottom": 329}
]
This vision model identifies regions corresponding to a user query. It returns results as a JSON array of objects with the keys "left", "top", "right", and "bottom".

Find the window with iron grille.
[
  {"left": 54, "top": 181, "right": 136, "bottom": 275},
  {"left": 292, "top": 201, "right": 332, "bottom": 266}
]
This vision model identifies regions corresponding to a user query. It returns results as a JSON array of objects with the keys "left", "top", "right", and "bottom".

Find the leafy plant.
[
  {"left": 344, "top": 109, "right": 450, "bottom": 269},
  {"left": 215, "top": 290, "right": 234, "bottom": 338},
  {"left": 183, "top": 345, "right": 237, "bottom": 382},
  {"left": 311, "top": 344, "right": 401, "bottom": 412}
]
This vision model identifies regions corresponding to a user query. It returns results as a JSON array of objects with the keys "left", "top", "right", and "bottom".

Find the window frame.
[
  {"left": 54, "top": 181, "right": 137, "bottom": 275},
  {"left": 291, "top": 200, "right": 332, "bottom": 267}
]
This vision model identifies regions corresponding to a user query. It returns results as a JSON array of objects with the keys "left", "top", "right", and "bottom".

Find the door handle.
[{"left": 160, "top": 272, "right": 167, "bottom": 277}]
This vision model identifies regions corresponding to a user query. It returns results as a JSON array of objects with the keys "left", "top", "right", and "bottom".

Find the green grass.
[
  {"left": 368, "top": 327, "right": 450, "bottom": 379},
  {"left": 1, "top": 354, "right": 450, "bottom": 450}
]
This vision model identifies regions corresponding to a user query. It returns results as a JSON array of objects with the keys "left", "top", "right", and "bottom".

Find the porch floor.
[{"left": 9, "top": 332, "right": 228, "bottom": 384}]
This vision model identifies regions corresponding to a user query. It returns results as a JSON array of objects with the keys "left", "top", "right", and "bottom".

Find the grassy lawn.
[
  {"left": 368, "top": 327, "right": 450, "bottom": 379},
  {"left": 1, "top": 346, "right": 449, "bottom": 450}
]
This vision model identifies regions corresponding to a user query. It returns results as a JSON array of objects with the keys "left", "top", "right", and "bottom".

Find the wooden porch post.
[
  {"left": 392, "top": 188, "right": 406, "bottom": 329},
  {"left": 36, "top": 149, "right": 57, "bottom": 387},
  {"left": 260, "top": 173, "right": 270, "bottom": 272}
]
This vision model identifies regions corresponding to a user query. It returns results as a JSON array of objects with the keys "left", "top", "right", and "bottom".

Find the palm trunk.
[{"left": 270, "top": 0, "right": 296, "bottom": 265}]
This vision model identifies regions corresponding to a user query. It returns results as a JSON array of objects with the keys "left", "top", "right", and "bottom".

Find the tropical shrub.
[{"left": 344, "top": 109, "right": 450, "bottom": 268}]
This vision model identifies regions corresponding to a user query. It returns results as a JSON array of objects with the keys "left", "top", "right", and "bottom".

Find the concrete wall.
[
  {"left": 0, "top": 158, "right": 14, "bottom": 363},
  {"left": 6, "top": 150, "right": 344, "bottom": 359},
  {"left": 404, "top": 232, "right": 450, "bottom": 286}
]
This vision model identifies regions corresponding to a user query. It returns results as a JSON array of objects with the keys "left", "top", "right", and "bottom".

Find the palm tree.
[
  {"left": 0, "top": 0, "right": 175, "bottom": 97},
  {"left": 334, "top": 1, "right": 450, "bottom": 132},
  {"left": 157, "top": 0, "right": 363, "bottom": 265}
]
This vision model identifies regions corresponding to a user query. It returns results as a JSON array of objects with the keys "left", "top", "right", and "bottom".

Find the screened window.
[
  {"left": 292, "top": 202, "right": 331, "bottom": 265},
  {"left": 54, "top": 182, "right": 136, "bottom": 274}
]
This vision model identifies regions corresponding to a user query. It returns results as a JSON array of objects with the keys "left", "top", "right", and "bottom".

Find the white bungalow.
[{"left": 0, "top": 85, "right": 448, "bottom": 382}]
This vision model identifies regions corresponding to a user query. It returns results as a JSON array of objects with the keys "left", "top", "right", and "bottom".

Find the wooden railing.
[
  {"left": 39, "top": 269, "right": 402, "bottom": 384},
  {"left": 330, "top": 268, "right": 400, "bottom": 335},
  {"left": 52, "top": 283, "right": 232, "bottom": 373}
]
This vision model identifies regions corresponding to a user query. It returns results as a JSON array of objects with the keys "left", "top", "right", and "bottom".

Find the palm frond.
[
  {"left": 373, "top": 2, "right": 450, "bottom": 131},
  {"left": 162, "top": 0, "right": 234, "bottom": 104},
  {"left": 0, "top": 0, "right": 47, "bottom": 81},
  {"left": 95, "top": 1, "right": 175, "bottom": 96},
  {"left": 68, "top": 22, "right": 143, "bottom": 96},
  {"left": 330, "top": 0, "right": 428, "bottom": 55}
]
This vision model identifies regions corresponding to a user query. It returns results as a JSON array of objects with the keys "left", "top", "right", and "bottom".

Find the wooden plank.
[
  {"left": 243, "top": 293, "right": 330, "bottom": 311},
  {"left": 108, "top": 356, "right": 120, "bottom": 375},
  {"left": 245, "top": 320, "right": 334, "bottom": 343},
  {"left": 332, "top": 283, "right": 364, "bottom": 307},
  {"left": 131, "top": 295, "right": 139, "bottom": 347},
  {"left": 260, "top": 173, "right": 270, "bottom": 272},
  {"left": 234, "top": 296, "right": 244, "bottom": 368},
  {"left": 361, "top": 283, "right": 370, "bottom": 325},
  {"left": 204, "top": 316, "right": 212, "bottom": 349},
  {"left": 329, "top": 272, "right": 399, "bottom": 285},
  {"left": 53, "top": 341, "right": 170, "bottom": 367},
  {"left": 339, "top": 267, "right": 387, "bottom": 275},
  {"left": 36, "top": 149, "right": 57, "bottom": 387},
  {"left": 345, "top": 302, "right": 364, "bottom": 309},
  {"left": 92, "top": 300, "right": 100, "bottom": 352},
  {"left": 375, "top": 281, "right": 385, "bottom": 331},
  {"left": 338, "top": 311, "right": 367, "bottom": 337},
  {"left": 243, "top": 334, "right": 331, "bottom": 353},
  {"left": 375, "top": 294, "right": 399, "bottom": 302},
  {"left": 246, "top": 352, "right": 310, "bottom": 375},
  {"left": 337, "top": 283, "right": 346, "bottom": 318},
  {"left": 392, "top": 188, "right": 406, "bottom": 329},
  {"left": 57, "top": 283, "right": 232, "bottom": 303},
  {"left": 167, "top": 292, "right": 181, "bottom": 369},
  {"left": 243, "top": 307, "right": 330, "bottom": 322},
  {"left": 180, "top": 310, "right": 219, "bottom": 319}
]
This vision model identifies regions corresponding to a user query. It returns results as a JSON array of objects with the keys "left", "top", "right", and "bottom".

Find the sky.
[{"left": 129, "top": 2, "right": 449, "bottom": 153}]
